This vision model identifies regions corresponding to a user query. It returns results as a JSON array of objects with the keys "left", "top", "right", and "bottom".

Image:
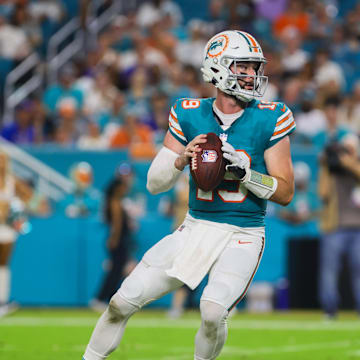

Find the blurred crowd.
[{"left": 0, "top": 0, "right": 359, "bottom": 159}]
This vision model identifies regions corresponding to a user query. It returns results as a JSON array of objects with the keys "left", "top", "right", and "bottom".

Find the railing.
[
  {"left": 3, "top": 0, "right": 131, "bottom": 122},
  {"left": 0, "top": 137, "right": 74, "bottom": 200},
  {"left": 46, "top": 17, "right": 83, "bottom": 85},
  {"left": 3, "top": 53, "right": 43, "bottom": 124},
  {"left": 88, "top": 1, "right": 123, "bottom": 46}
]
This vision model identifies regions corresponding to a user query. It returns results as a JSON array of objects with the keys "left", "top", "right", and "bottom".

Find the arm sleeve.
[
  {"left": 267, "top": 103, "right": 296, "bottom": 148},
  {"left": 146, "top": 146, "right": 182, "bottom": 195}
]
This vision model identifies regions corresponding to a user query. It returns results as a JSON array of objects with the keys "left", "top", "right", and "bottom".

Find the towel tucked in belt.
[{"left": 165, "top": 221, "right": 233, "bottom": 289}]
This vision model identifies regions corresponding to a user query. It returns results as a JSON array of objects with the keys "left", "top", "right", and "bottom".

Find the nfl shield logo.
[{"left": 201, "top": 150, "right": 218, "bottom": 163}]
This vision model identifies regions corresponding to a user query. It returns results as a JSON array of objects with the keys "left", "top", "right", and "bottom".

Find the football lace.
[{"left": 191, "top": 156, "right": 197, "bottom": 170}]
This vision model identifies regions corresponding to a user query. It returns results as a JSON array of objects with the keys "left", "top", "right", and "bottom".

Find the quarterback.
[{"left": 83, "top": 30, "right": 295, "bottom": 360}]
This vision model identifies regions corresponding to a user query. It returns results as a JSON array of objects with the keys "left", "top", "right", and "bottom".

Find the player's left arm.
[
  {"left": 222, "top": 136, "right": 294, "bottom": 205},
  {"left": 264, "top": 136, "right": 294, "bottom": 206}
]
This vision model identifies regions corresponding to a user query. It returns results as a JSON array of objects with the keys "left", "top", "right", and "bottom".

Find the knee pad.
[
  {"left": 108, "top": 292, "right": 138, "bottom": 322},
  {"left": 200, "top": 300, "right": 227, "bottom": 339},
  {"left": 118, "top": 273, "right": 145, "bottom": 307},
  {"left": 201, "top": 281, "right": 231, "bottom": 305}
]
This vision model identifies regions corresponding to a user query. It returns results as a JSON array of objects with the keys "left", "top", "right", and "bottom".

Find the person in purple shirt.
[{"left": 1, "top": 101, "right": 35, "bottom": 144}]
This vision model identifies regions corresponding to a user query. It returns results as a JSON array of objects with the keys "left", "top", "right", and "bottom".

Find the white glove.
[{"left": 221, "top": 141, "right": 250, "bottom": 180}]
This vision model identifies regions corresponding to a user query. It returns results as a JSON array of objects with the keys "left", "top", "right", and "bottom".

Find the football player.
[{"left": 83, "top": 30, "right": 295, "bottom": 360}]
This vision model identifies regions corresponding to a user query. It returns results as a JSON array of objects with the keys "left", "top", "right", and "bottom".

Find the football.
[{"left": 190, "top": 132, "right": 226, "bottom": 192}]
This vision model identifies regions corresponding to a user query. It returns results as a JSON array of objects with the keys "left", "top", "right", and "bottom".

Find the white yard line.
[
  {"left": 222, "top": 340, "right": 359, "bottom": 355},
  {"left": 131, "top": 341, "right": 360, "bottom": 359},
  {"left": 1, "top": 317, "right": 360, "bottom": 331},
  {"left": 1, "top": 341, "right": 359, "bottom": 358}
]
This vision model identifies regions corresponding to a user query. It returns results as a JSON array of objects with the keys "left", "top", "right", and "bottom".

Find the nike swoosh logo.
[{"left": 231, "top": 46, "right": 239, "bottom": 49}]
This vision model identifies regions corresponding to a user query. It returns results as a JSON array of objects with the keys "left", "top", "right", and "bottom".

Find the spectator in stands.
[
  {"left": 0, "top": 3, "right": 14, "bottom": 19},
  {"left": 31, "top": 96, "right": 56, "bottom": 143},
  {"left": 0, "top": 14, "right": 30, "bottom": 61},
  {"left": 125, "top": 67, "right": 152, "bottom": 122},
  {"left": 28, "top": 0, "right": 65, "bottom": 24},
  {"left": 255, "top": 0, "right": 288, "bottom": 23},
  {"left": 19, "top": 178, "right": 51, "bottom": 218},
  {"left": 146, "top": 19, "right": 178, "bottom": 65},
  {"left": 43, "top": 64, "right": 83, "bottom": 114},
  {"left": 109, "top": 113, "right": 156, "bottom": 159},
  {"left": 1, "top": 100, "right": 36, "bottom": 144},
  {"left": 279, "top": 27, "right": 309, "bottom": 77},
  {"left": 175, "top": 19, "right": 208, "bottom": 68},
  {"left": 53, "top": 98, "right": 86, "bottom": 147},
  {"left": 295, "top": 89, "right": 327, "bottom": 141},
  {"left": 273, "top": 0, "right": 310, "bottom": 39},
  {"left": 313, "top": 49, "right": 345, "bottom": 99},
  {"left": 145, "top": 91, "right": 170, "bottom": 146},
  {"left": 91, "top": 166, "right": 136, "bottom": 311},
  {"left": 95, "top": 93, "right": 127, "bottom": 130},
  {"left": 338, "top": 81, "right": 360, "bottom": 135},
  {"left": 77, "top": 121, "right": 108, "bottom": 150},
  {"left": 63, "top": 162, "right": 99, "bottom": 218},
  {"left": 10, "top": 3, "right": 42, "bottom": 50},
  {"left": 308, "top": 2, "right": 333, "bottom": 44},
  {"left": 278, "top": 161, "right": 319, "bottom": 226},
  {"left": 136, "top": 0, "right": 183, "bottom": 30},
  {"left": 0, "top": 151, "right": 31, "bottom": 317},
  {"left": 76, "top": 68, "right": 119, "bottom": 119},
  {"left": 317, "top": 96, "right": 360, "bottom": 319},
  {"left": 181, "top": 64, "right": 203, "bottom": 98}
]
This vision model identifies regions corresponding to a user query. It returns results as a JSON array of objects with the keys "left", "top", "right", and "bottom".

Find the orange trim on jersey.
[
  {"left": 276, "top": 112, "right": 292, "bottom": 126},
  {"left": 281, "top": 104, "right": 286, "bottom": 112},
  {"left": 272, "top": 120, "right": 295, "bottom": 136},
  {"left": 169, "top": 111, "right": 178, "bottom": 123},
  {"left": 243, "top": 32, "right": 259, "bottom": 53},
  {"left": 228, "top": 236, "right": 265, "bottom": 311},
  {"left": 169, "top": 122, "right": 184, "bottom": 136}
]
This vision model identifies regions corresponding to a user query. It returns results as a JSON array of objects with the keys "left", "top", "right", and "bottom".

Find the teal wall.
[{"left": 10, "top": 146, "right": 320, "bottom": 307}]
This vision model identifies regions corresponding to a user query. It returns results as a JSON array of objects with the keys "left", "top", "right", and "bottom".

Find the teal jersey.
[{"left": 168, "top": 98, "right": 295, "bottom": 227}]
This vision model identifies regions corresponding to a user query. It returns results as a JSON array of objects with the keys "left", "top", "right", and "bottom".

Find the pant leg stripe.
[{"left": 227, "top": 236, "right": 265, "bottom": 312}]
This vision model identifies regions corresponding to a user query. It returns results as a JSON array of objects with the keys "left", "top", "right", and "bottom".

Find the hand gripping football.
[{"left": 190, "top": 132, "right": 226, "bottom": 192}]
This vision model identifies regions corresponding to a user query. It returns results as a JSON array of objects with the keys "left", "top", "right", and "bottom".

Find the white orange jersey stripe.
[
  {"left": 270, "top": 109, "right": 295, "bottom": 141},
  {"left": 168, "top": 106, "right": 187, "bottom": 142}
]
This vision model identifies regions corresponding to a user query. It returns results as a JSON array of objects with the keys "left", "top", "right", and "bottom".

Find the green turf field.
[{"left": 0, "top": 309, "right": 359, "bottom": 359}]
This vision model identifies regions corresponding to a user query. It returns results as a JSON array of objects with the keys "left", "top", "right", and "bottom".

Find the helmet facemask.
[{"left": 221, "top": 57, "right": 268, "bottom": 102}]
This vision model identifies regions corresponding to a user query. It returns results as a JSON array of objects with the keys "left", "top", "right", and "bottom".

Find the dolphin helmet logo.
[
  {"left": 208, "top": 39, "right": 223, "bottom": 51},
  {"left": 206, "top": 34, "right": 229, "bottom": 58}
]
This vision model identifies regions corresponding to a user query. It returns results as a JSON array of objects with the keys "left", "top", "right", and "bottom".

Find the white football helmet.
[{"left": 201, "top": 30, "right": 268, "bottom": 102}]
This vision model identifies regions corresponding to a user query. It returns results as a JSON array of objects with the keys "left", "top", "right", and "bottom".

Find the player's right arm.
[
  {"left": 147, "top": 98, "right": 208, "bottom": 194},
  {"left": 146, "top": 131, "right": 207, "bottom": 194}
]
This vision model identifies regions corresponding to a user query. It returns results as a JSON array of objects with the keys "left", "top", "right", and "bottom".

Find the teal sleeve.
[
  {"left": 168, "top": 99, "right": 188, "bottom": 146},
  {"left": 266, "top": 102, "right": 296, "bottom": 148}
]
